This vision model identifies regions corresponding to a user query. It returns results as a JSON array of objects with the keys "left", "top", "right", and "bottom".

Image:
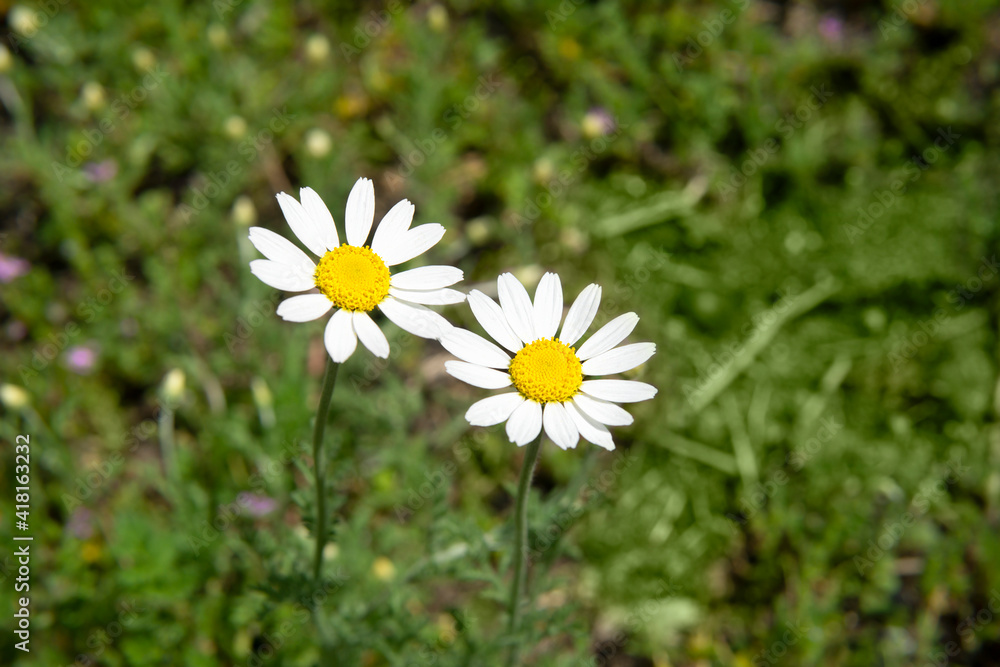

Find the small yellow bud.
[
  {"left": 372, "top": 556, "right": 395, "bottom": 581},
  {"left": 81, "top": 82, "right": 106, "bottom": 111},
  {"left": 132, "top": 47, "right": 156, "bottom": 72},
  {"left": 161, "top": 369, "right": 186, "bottom": 403},
  {"left": 305, "top": 128, "right": 332, "bottom": 157},
  {"left": 427, "top": 5, "right": 448, "bottom": 33},
  {"left": 207, "top": 24, "right": 228, "bottom": 49},
  {"left": 224, "top": 115, "right": 247, "bottom": 139},
  {"left": 0, "top": 384, "right": 30, "bottom": 409},
  {"left": 305, "top": 34, "right": 330, "bottom": 63},
  {"left": 9, "top": 7, "right": 40, "bottom": 36},
  {"left": 231, "top": 195, "right": 257, "bottom": 227},
  {"left": 0, "top": 44, "right": 13, "bottom": 73}
]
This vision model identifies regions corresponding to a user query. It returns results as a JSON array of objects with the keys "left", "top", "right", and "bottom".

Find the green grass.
[{"left": 2, "top": 1, "right": 999, "bottom": 665}]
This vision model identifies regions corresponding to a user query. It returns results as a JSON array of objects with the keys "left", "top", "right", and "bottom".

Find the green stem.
[
  {"left": 507, "top": 434, "right": 542, "bottom": 662},
  {"left": 312, "top": 358, "right": 339, "bottom": 583}
]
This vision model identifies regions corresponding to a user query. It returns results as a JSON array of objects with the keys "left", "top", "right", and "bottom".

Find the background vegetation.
[{"left": 2, "top": 0, "right": 999, "bottom": 664}]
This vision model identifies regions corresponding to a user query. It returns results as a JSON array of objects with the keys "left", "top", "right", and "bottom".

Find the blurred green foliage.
[{"left": 1, "top": 0, "right": 1000, "bottom": 665}]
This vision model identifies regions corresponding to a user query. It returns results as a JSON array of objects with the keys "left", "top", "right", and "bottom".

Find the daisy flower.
[
  {"left": 441, "top": 272, "right": 656, "bottom": 450},
  {"left": 247, "top": 178, "right": 464, "bottom": 362}
]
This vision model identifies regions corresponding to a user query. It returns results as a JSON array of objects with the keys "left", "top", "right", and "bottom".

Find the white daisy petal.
[
  {"left": 559, "top": 284, "right": 602, "bottom": 346},
  {"left": 580, "top": 379, "right": 657, "bottom": 403},
  {"left": 249, "top": 259, "right": 315, "bottom": 292},
  {"left": 565, "top": 401, "right": 615, "bottom": 450},
  {"left": 379, "top": 224, "right": 446, "bottom": 267},
  {"left": 572, "top": 394, "right": 634, "bottom": 426},
  {"left": 371, "top": 199, "right": 415, "bottom": 257},
  {"left": 581, "top": 342, "right": 656, "bottom": 376},
  {"left": 543, "top": 402, "right": 579, "bottom": 450},
  {"left": 299, "top": 187, "right": 340, "bottom": 250},
  {"left": 576, "top": 313, "right": 640, "bottom": 361},
  {"left": 445, "top": 361, "right": 513, "bottom": 389},
  {"left": 440, "top": 328, "right": 511, "bottom": 369},
  {"left": 276, "top": 192, "right": 327, "bottom": 257},
  {"left": 352, "top": 311, "right": 390, "bottom": 359},
  {"left": 276, "top": 294, "right": 333, "bottom": 322},
  {"left": 497, "top": 273, "right": 536, "bottom": 344},
  {"left": 345, "top": 177, "right": 375, "bottom": 246},
  {"left": 467, "top": 290, "right": 523, "bottom": 353},
  {"left": 533, "top": 272, "right": 563, "bottom": 340},
  {"left": 324, "top": 309, "right": 357, "bottom": 363},
  {"left": 506, "top": 400, "right": 542, "bottom": 446},
  {"left": 390, "top": 265, "right": 463, "bottom": 290},
  {"left": 378, "top": 296, "right": 452, "bottom": 339},
  {"left": 465, "top": 392, "right": 525, "bottom": 426},
  {"left": 247, "top": 227, "right": 316, "bottom": 273},
  {"left": 388, "top": 287, "right": 466, "bottom": 306}
]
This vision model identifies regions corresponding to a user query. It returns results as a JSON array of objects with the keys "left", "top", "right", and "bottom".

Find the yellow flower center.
[
  {"left": 314, "top": 244, "right": 391, "bottom": 312},
  {"left": 508, "top": 338, "right": 583, "bottom": 404}
]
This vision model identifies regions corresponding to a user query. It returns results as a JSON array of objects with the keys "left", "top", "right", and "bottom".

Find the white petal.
[
  {"left": 543, "top": 402, "right": 579, "bottom": 450},
  {"left": 247, "top": 227, "right": 316, "bottom": 273},
  {"left": 276, "top": 294, "right": 333, "bottom": 322},
  {"left": 370, "top": 199, "right": 415, "bottom": 256},
  {"left": 559, "top": 284, "right": 602, "bottom": 347},
  {"left": 345, "top": 177, "right": 375, "bottom": 246},
  {"left": 324, "top": 309, "right": 357, "bottom": 362},
  {"left": 390, "top": 265, "right": 463, "bottom": 290},
  {"left": 497, "top": 273, "right": 536, "bottom": 344},
  {"left": 299, "top": 187, "right": 340, "bottom": 250},
  {"left": 276, "top": 192, "right": 327, "bottom": 257},
  {"left": 249, "top": 259, "right": 315, "bottom": 292},
  {"left": 565, "top": 401, "right": 615, "bottom": 450},
  {"left": 581, "top": 342, "right": 656, "bottom": 376},
  {"left": 467, "top": 290, "right": 523, "bottom": 353},
  {"left": 440, "top": 329, "right": 511, "bottom": 369},
  {"left": 576, "top": 313, "right": 640, "bottom": 361},
  {"left": 379, "top": 224, "right": 446, "bottom": 267},
  {"left": 378, "top": 296, "right": 452, "bottom": 339},
  {"left": 580, "top": 380, "right": 657, "bottom": 403},
  {"left": 388, "top": 287, "right": 466, "bottom": 305},
  {"left": 572, "top": 394, "right": 634, "bottom": 426},
  {"left": 445, "top": 361, "right": 512, "bottom": 389},
  {"left": 506, "top": 400, "right": 542, "bottom": 446},
  {"left": 533, "top": 272, "right": 563, "bottom": 340},
  {"left": 352, "top": 311, "right": 390, "bottom": 359},
  {"left": 465, "top": 392, "right": 525, "bottom": 426}
]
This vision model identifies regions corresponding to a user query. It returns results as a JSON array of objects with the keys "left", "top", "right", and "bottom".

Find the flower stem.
[
  {"left": 312, "top": 358, "right": 339, "bottom": 583},
  {"left": 507, "top": 433, "right": 542, "bottom": 662}
]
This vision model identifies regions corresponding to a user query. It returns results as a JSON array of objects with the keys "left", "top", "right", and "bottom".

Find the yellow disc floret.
[
  {"left": 314, "top": 244, "right": 391, "bottom": 312},
  {"left": 508, "top": 338, "right": 583, "bottom": 404}
]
